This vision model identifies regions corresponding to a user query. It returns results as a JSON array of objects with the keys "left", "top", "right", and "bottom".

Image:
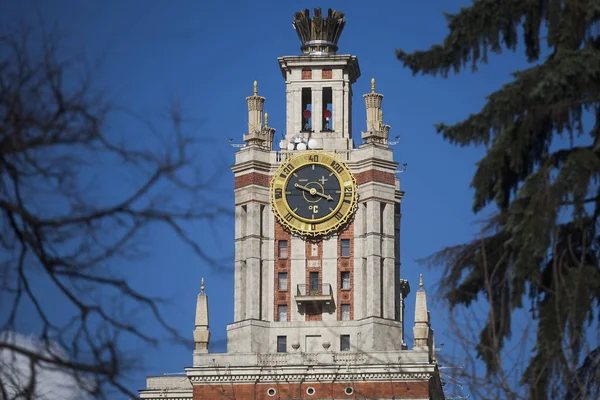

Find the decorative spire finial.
[
  {"left": 264, "top": 112, "right": 269, "bottom": 127},
  {"left": 419, "top": 273, "right": 423, "bottom": 288},
  {"left": 194, "top": 277, "right": 210, "bottom": 352},
  {"left": 292, "top": 9, "right": 346, "bottom": 55},
  {"left": 371, "top": 78, "right": 376, "bottom": 93},
  {"left": 253, "top": 81, "right": 258, "bottom": 96}
]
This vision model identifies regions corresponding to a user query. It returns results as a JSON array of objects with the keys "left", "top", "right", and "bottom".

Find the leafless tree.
[{"left": 0, "top": 22, "right": 232, "bottom": 399}]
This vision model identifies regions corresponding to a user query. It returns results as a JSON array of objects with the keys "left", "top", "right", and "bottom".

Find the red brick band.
[
  {"left": 234, "top": 173, "right": 271, "bottom": 189},
  {"left": 193, "top": 380, "right": 430, "bottom": 399},
  {"left": 355, "top": 170, "right": 395, "bottom": 186}
]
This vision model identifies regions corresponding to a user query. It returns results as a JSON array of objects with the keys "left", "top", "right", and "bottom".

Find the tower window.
[
  {"left": 301, "top": 68, "right": 312, "bottom": 80},
  {"left": 341, "top": 304, "right": 351, "bottom": 321},
  {"left": 277, "top": 336, "right": 287, "bottom": 353},
  {"left": 322, "top": 69, "right": 332, "bottom": 79},
  {"left": 277, "top": 304, "right": 288, "bottom": 321},
  {"left": 340, "top": 334, "right": 350, "bottom": 351},
  {"left": 341, "top": 239, "right": 350, "bottom": 257},
  {"left": 301, "top": 88, "right": 312, "bottom": 131},
  {"left": 278, "top": 240, "right": 288, "bottom": 259},
  {"left": 278, "top": 272, "right": 288, "bottom": 291},
  {"left": 322, "top": 87, "right": 333, "bottom": 131},
  {"left": 341, "top": 271, "right": 350, "bottom": 290}
]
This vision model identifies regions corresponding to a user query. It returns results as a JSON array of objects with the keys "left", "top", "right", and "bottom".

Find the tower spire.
[
  {"left": 361, "top": 78, "right": 390, "bottom": 145},
  {"left": 193, "top": 277, "right": 210, "bottom": 353},
  {"left": 413, "top": 274, "right": 436, "bottom": 361},
  {"left": 243, "top": 81, "right": 275, "bottom": 149},
  {"left": 246, "top": 81, "right": 264, "bottom": 134}
]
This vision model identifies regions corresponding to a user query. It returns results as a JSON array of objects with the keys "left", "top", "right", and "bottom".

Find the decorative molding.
[
  {"left": 257, "top": 353, "right": 288, "bottom": 366},
  {"left": 358, "top": 196, "right": 396, "bottom": 204},
  {"left": 140, "top": 397, "right": 191, "bottom": 400},
  {"left": 235, "top": 199, "right": 270, "bottom": 206},
  {"left": 188, "top": 372, "right": 434, "bottom": 383}
]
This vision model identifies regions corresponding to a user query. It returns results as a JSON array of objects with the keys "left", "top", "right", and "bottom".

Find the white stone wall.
[
  {"left": 223, "top": 317, "right": 404, "bottom": 356},
  {"left": 278, "top": 55, "right": 358, "bottom": 151}
]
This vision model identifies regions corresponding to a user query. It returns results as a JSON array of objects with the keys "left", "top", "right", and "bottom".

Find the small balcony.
[{"left": 295, "top": 284, "right": 334, "bottom": 305}]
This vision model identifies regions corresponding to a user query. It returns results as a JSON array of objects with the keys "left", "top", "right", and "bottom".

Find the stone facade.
[{"left": 139, "top": 8, "right": 443, "bottom": 400}]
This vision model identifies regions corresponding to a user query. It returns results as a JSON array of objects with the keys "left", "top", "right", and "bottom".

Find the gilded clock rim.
[
  {"left": 270, "top": 150, "right": 358, "bottom": 237},
  {"left": 281, "top": 161, "right": 344, "bottom": 224}
]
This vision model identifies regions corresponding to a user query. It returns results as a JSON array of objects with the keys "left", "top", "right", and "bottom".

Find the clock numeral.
[
  {"left": 344, "top": 187, "right": 352, "bottom": 197},
  {"left": 308, "top": 155, "right": 319, "bottom": 162},
  {"left": 284, "top": 212, "right": 294, "bottom": 222},
  {"left": 330, "top": 160, "right": 344, "bottom": 174},
  {"left": 279, "top": 164, "right": 294, "bottom": 179},
  {"left": 274, "top": 188, "right": 282, "bottom": 199},
  {"left": 310, "top": 223, "right": 317, "bottom": 230},
  {"left": 334, "top": 211, "right": 344, "bottom": 220}
]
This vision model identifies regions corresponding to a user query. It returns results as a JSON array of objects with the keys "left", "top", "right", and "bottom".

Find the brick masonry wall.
[
  {"left": 234, "top": 172, "right": 270, "bottom": 189},
  {"left": 302, "top": 69, "right": 312, "bottom": 80},
  {"left": 354, "top": 169, "right": 395, "bottom": 186},
  {"left": 193, "top": 380, "right": 431, "bottom": 400},
  {"left": 322, "top": 69, "right": 332, "bottom": 79},
  {"left": 337, "top": 220, "right": 354, "bottom": 321},
  {"left": 274, "top": 221, "right": 291, "bottom": 321}
]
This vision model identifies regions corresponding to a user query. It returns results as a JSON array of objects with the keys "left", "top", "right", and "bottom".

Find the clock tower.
[{"left": 140, "top": 8, "right": 444, "bottom": 400}]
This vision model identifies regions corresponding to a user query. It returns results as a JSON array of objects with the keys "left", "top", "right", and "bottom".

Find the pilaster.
[
  {"left": 353, "top": 202, "right": 365, "bottom": 320},
  {"left": 364, "top": 199, "right": 382, "bottom": 317},
  {"left": 290, "top": 235, "right": 305, "bottom": 321},
  {"left": 343, "top": 78, "right": 351, "bottom": 137},
  {"left": 322, "top": 235, "right": 338, "bottom": 321},
  {"left": 382, "top": 202, "right": 396, "bottom": 319},
  {"left": 312, "top": 87, "right": 323, "bottom": 133}
]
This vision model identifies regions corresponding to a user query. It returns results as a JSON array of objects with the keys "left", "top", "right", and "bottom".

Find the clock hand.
[
  {"left": 315, "top": 191, "right": 334, "bottom": 201},
  {"left": 294, "top": 183, "right": 333, "bottom": 201},
  {"left": 294, "top": 183, "right": 312, "bottom": 193}
]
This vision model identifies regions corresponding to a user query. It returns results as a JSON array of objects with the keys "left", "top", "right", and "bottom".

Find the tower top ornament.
[{"left": 292, "top": 8, "right": 346, "bottom": 55}]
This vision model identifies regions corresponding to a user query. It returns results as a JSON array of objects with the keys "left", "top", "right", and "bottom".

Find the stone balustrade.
[{"left": 193, "top": 349, "right": 429, "bottom": 368}]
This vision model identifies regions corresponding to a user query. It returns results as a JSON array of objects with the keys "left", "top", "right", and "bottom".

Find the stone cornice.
[
  {"left": 187, "top": 371, "right": 435, "bottom": 384},
  {"left": 231, "top": 160, "right": 272, "bottom": 175},
  {"left": 139, "top": 388, "right": 191, "bottom": 400},
  {"left": 234, "top": 199, "right": 270, "bottom": 207},
  {"left": 358, "top": 196, "right": 397, "bottom": 204}
]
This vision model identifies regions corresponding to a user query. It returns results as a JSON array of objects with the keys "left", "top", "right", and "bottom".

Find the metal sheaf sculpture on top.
[{"left": 292, "top": 8, "right": 346, "bottom": 55}]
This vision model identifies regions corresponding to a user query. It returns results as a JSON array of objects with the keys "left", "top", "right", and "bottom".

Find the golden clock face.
[{"left": 270, "top": 151, "right": 358, "bottom": 237}]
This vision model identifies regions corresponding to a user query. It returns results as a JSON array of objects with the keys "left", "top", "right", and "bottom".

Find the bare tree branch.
[{"left": 0, "top": 21, "right": 232, "bottom": 399}]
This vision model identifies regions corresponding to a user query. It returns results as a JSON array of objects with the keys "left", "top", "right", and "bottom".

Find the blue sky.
[{"left": 2, "top": 0, "right": 537, "bottom": 396}]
